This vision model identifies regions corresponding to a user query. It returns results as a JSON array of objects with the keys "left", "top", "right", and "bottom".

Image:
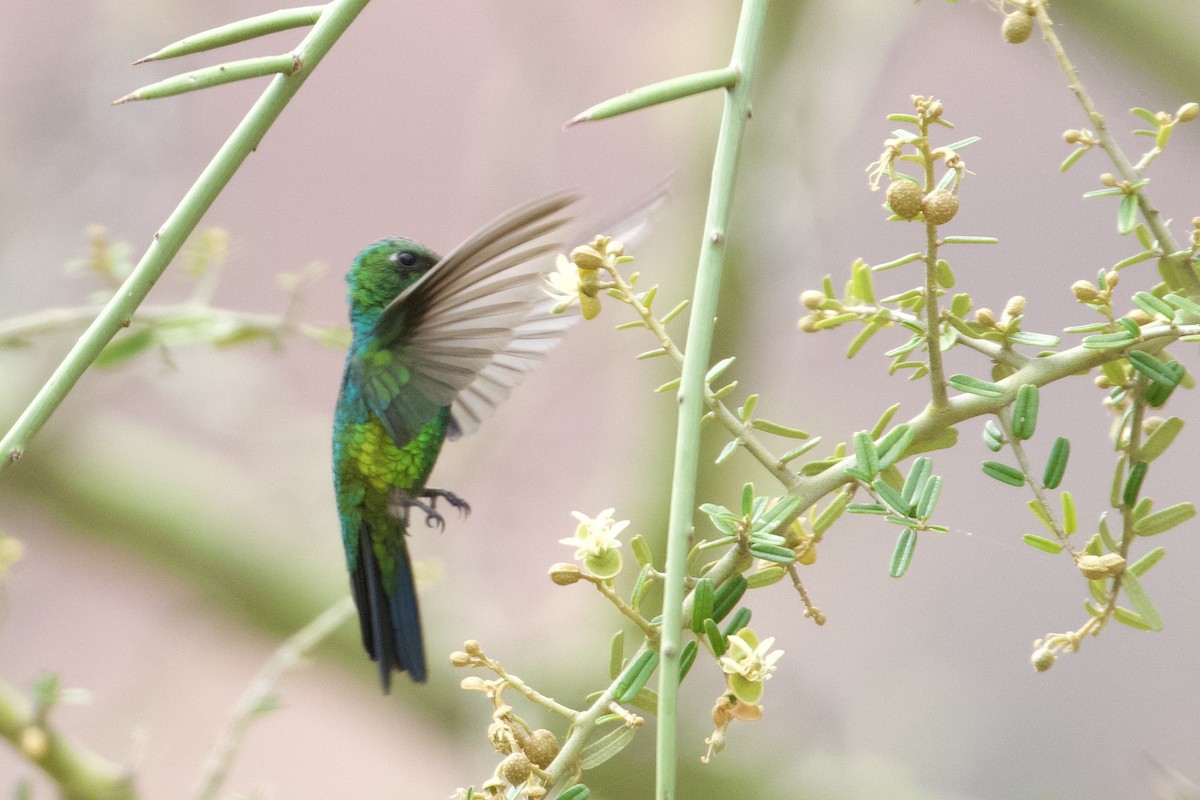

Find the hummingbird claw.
[{"left": 387, "top": 488, "right": 471, "bottom": 530}]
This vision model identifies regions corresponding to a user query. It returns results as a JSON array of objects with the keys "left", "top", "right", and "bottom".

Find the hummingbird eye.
[{"left": 389, "top": 250, "right": 420, "bottom": 268}]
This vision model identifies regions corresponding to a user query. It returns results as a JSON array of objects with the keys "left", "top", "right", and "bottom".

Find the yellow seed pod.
[
  {"left": 1077, "top": 553, "right": 1126, "bottom": 580},
  {"left": 524, "top": 729, "right": 560, "bottom": 768},
  {"left": 1003, "top": 11, "right": 1033, "bottom": 44},
  {"left": 886, "top": 180, "right": 924, "bottom": 220},
  {"left": 500, "top": 752, "right": 533, "bottom": 786},
  {"left": 921, "top": 189, "right": 959, "bottom": 225},
  {"left": 548, "top": 563, "right": 582, "bottom": 586}
]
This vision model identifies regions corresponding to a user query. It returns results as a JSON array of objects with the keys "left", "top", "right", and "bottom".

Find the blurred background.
[{"left": 2, "top": 1, "right": 1199, "bottom": 797}]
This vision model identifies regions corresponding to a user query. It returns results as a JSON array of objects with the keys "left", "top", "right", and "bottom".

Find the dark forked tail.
[{"left": 350, "top": 523, "right": 426, "bottom": 690}]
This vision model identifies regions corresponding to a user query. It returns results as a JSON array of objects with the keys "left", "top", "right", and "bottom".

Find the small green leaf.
[
  {"left": 703, "top": 618, "right": 727, "bottom": 656},
  {"left": 983, "top": 419, "right": 1005, "bottom": 452},
  {"left": 1011, "top": 384, "right": 1039, "bottom": 440},
  {"left": 871, "top": 252, "right": 924, "bottom": 272},
  {"left": 948, "top": 374, "right": 1005, "bottom": 398},
  {"left": 630, "top": 535, "right": 653, "bottom": 567},
  {"left": 915, "top": 475, "right": 943, "bottom": 520},
  {"left": 723, "top": 607, "right": 752, "bottom": 637},
  {"left": 715, "top": 439, "right": 739, "bottom": 464},
  {"left": 1129, "top": 546, "right": 1165, "bottom": 576},
  {"left": 1117, "top": 194, "right": 1138, "bottom": 235},
  {"left": 1128, "top": 350, "right": 1181, "bottom": 387},
  {"left": 706, "top": 356, "right": 735, "bottom": 383},
  {"left": 1142, "top": 416, "right": 1184, "bottom": 462},
  {"left": 750, "top": 419, "right": 810, "bottom": 439},
  {"left": 1119, "top": 571, "right": 1163, "bottom": 631},
  {"left": 711, "top": 575, "right": 748, "bottom": 622},
  {"left": 678, "top": 640, "right": 698, "bottom": 682},
  {"left": 580, "top": 724, "right": 639, "bottom": 769},
  {"left": 1113, "top": 606, "right": 1155, "bottom": 631},
  {"left": 739, "top": 393, "right": 759, "bottom": 421},
  {"left": 741, "top": 483, "right": 754, "bottom": 516},
  {"left": 813, "top": 490, "right": 852, "bottom": 534},
  {"left": 874, "top": 479, "right": 915, "bottom": 517},
  {"left": 982, "top": 460, "right": 1025, "bottom": 487},
  {"left": 875, "top": 424, "right": 916, "bottom": 470},
  {"left": 1133, "top": 502, "right": 1196, "bottom": 536},
  {"left": 1131, "top": 291, "right": 1174, "bottom": 319},
  {"left": 1145, "top": 361, "right": 1185, "bottom": 407},
  {"left": 746, "top": 565, "right": 786, "bottom": 588},
  {"left": 690, "top": 578, "right": 714, "bottom": 633},
  {"left": 779, "top": 437, "right": 823, "bottom": 464},
  {"left": 871, "top": 403, "right": 902, "bottom": 438},
  {"left": 609, "top": 631, "right": 625, "bottom": 680},
  {"left": 1082, "top": 330, "right": 1137, "bottom": 349},
  {"left": 557, "top": 784, "right": 592, "bottom": 800},
  {"left": 1042, "top": 437, "right": 1070, "bottom": 489},
  {"left": 1008, "top": 330, "right": 1061, "bottom": 348},
  {"left": 1062, "top": 491, "right": 1077, "bottom": 535},
  {"left": 748, "top": 542, "right": 798, "bottom": 564},
  {"left": 935, "top": 259, "right": 956, "bottom": 288},
  {"left": 95, "top": 328, "right": 156, "bottom": 367},
  {"left": 941, "top": 235, "right": 999, "bottom": 245},
  {"left": 1022, "top": 534, "right": 1063, "bottom": 554},
  {"left": 615, "top": 650, "right": 659, "bottom": 704},
  {"left": 1060, "top": 146, "right": 1088, "bottom": 173},
  {"left": 848, "top": 503, "right": 889, "bottom": 515},
  {"left": 901, "top": 457, "right": 933, "bottom": 505},
  {"left": 1123, "top": 460, "right": 1148, "bottom": 506},
  {"left": 889, "top": 529, "right": 917, "bottom": 578},
  {"left": 850, "top": 430, "right": 880, "bottom": 479},
  {"left": 1164, "top": 292, "right": 1200, "bottom": 317}
]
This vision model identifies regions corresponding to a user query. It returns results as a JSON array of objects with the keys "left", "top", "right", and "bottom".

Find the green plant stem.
[
  {"left": 0, "top": 677, "right": 135, "bottom": 800},
  {"left": 656, "top": 2, "right": 768, "bottom": 798},
  {"left": 566, "top": 67, "right": 739, "bottom": 125},
  {"left": 997, "top": 407, "right": 1078, "bottom": 556},
  {"left": 194, "top": 597, "right": 355, "bottom": 800},
  {"left": 1032, "top": 1, "right": 1200, "bottom": 297},
  {"left": 0, "top": 0, "right": 369, "bottom": 471},
  {"left": 136, "top": 5, "right": 326, "bottom": 63}
]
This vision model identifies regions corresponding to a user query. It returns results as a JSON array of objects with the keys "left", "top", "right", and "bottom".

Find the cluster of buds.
[
  {"left": 452, "top": 641, "right": 562, "bottom": 797},
  {"left": 1071, "top": 271, "right": 1118, "bottom": 313},
  {"left": 869, "top": 96, "right": 964, "bottom": 225},
  {"left": 972, "top": 295, "right": 1027, "bottom": 334}
]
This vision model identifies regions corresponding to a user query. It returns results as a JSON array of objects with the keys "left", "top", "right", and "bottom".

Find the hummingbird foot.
[{"left": 388, "top": 488, "right": 471, "bottom": 530}]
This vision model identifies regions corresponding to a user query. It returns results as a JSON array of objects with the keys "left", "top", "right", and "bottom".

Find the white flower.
[
  {"left": 543, "top": 254, "right": 582, "bottom": 313},
  {"left": 719, "top": 633, "right": 783, "bottom": 684},
  {"left": 560, "top": 508, "right": 628, "bottom": 560},
  {"left": 560, "top": 508, "right": 628, "bottom": 579}
]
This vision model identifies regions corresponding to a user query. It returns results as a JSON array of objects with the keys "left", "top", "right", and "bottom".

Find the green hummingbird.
[{"left": 332, "top": 191, "right": 579, "bottom": 691}]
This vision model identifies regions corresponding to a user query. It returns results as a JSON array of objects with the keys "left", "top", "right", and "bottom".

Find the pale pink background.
[{"left": 2, "top": 2, "right": 1198, "bottom": 798}]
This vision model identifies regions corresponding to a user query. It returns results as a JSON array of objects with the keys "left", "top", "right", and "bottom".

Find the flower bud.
[
  {"left": 1031, "top": 647, "right": 1056, "bottom": 672},
  {"left": 1063, "top": 129, "right": 1082, "bottom": 144},
  {"left": 500, "top": 752, "right": 533, "bottom": 786},
  {"left": 450, "top": 651, "right": 473, "bottom": 667},
  {"left": 20, "top": 726, "right": 48, "bottom": 760},
  {"left": 548, "top": 562, "right": 582, "bottom": 586},
  {"left": 1178, "top": 102, "right": 1200, "bottom": 123},
  {"left": 797, "top": 314, "right": 821, "bottom": 333},
  {"left": 570, "top": 244, "right": 606, "bottom": 272},
  {"left": 1099, "top": 173, "right": 1118, "bottom": 187},
  {"left": 800, "top": 290, "right": 827, "bottom": 310},
  {"left": 1072, "top": 280, "right": 1101, "bottom": 303},
  {"left": 975, "top": 308, "right": 997, "bottom": 328},
  {"left": 921, "top": 189, "right": 959, "bottom": 225},
  {"left": 464, "top": 639, "right": 482, "bottom": 656},
  {"left": 524, "top": 729, "right": 560, "bottom": 768},
  {"left": 886, "top": 180, "right": 924, "bottom": 220},
  {"left": 1003, "top": 11, "right": 1033, "bottom": 43},
  {"left": 1004, "top": 295, "right": 1026, "bottom": 318}
]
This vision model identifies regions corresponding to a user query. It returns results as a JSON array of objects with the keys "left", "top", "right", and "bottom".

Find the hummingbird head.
[{"left": 346, "top": 238, "right": 441, "bottom": 334}]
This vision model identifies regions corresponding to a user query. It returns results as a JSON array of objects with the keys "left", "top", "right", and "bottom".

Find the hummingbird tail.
[{"left": 350, "top": 523, "right": 426, "bottom": 690}]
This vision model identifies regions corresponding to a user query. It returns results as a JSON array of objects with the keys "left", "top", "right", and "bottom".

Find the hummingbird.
[{"left": 332, "top": 191, "right": 579, "bottom": 691}]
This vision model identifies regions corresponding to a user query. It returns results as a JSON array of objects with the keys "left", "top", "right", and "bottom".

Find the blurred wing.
[{"left": 366, "top": 190, "right": 580, "bottom": 442}]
